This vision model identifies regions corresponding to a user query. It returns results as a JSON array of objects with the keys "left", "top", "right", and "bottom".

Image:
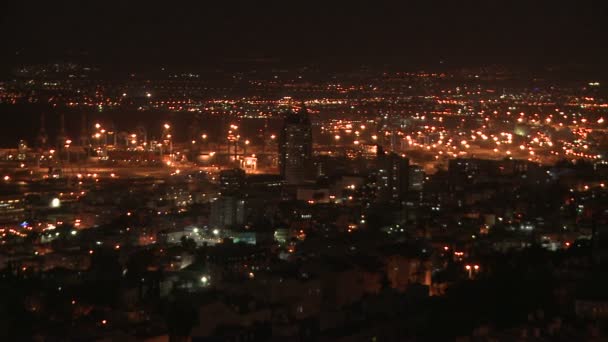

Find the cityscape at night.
[{"left": 1, "top": 1, "right": 607, "bottom": 341}]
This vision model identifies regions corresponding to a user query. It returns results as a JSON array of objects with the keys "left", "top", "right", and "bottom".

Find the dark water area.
[{"left": 0, "top": 104, "right": 282, "bottom": 148}]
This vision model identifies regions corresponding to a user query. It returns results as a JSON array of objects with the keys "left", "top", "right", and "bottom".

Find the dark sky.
[{"left": 1, "top": 1, "right": 607, "bottom": 68}]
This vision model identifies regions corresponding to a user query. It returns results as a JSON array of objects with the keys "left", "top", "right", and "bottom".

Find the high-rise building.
[
  {"left": 279, "top": 105, "right": 313, "bottom": 185},
  {"left": 375, "top": 149, "right": 410, "bottom": 204},
  {"left": 211, "top": 168, "right": 248, "bottom": 228},
  {"left": 408, "top": 165, "right": 425, "bottom": 191}
]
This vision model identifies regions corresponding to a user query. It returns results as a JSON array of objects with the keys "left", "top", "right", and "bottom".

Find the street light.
[
  {"left": 465, "top": 264, "right": 480, "bottom": 279},
  {"left": 244, "top": 139, "right": 250, "bottom": 155}
]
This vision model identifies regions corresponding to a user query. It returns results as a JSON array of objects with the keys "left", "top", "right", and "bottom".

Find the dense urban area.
[{"left": 0, "top": 62, "right": 607, "bottom": 341}]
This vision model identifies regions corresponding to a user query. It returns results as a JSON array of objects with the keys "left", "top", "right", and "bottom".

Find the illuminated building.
[
  {"left": 211, "top": 169, "right": 248, "bottom": 228},
  {"left": 210, "top": 196, "right": 246, "bottom": 228},
  {"left": 375, "top": 149, "right": 410, "bottom": 204},
  {"left": 279, "top": 105, "right": 312, "bottom": 185}
]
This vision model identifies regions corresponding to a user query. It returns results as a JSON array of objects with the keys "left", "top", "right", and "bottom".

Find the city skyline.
[{"left": 1, "top": 2, "right": 607, "bottom": 340}]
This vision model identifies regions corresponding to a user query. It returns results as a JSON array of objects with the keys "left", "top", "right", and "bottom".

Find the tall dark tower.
[
  {"left": 37, "top": 113, "right": 48, "bottom": 149},
  {"left": 279, "top": 104, "right": 313, "bottom": 185},
  {"left": 80, "top": 112, "right": 90, "bottom": 147},
  {"left": 56, "top": 113, "right": 67, "bottom": 149},
  {"left": 188, "top": 114, "right": 201, "bottom": 142}
]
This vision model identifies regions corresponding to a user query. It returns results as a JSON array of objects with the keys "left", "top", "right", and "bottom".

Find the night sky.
[{"left": 1, "top": 1, "right": 607, "bottom": 68}]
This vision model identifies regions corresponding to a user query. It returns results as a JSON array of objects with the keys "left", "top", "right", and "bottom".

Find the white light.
[
  {"left": 212, "top": 229, "right": 219, "bottom": 236},
  {"left": 201, "top": 276, "right": 209, "bottom": 284},
  {"left": 50, "top": 198, "right": 61, "bottom": 208}
]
